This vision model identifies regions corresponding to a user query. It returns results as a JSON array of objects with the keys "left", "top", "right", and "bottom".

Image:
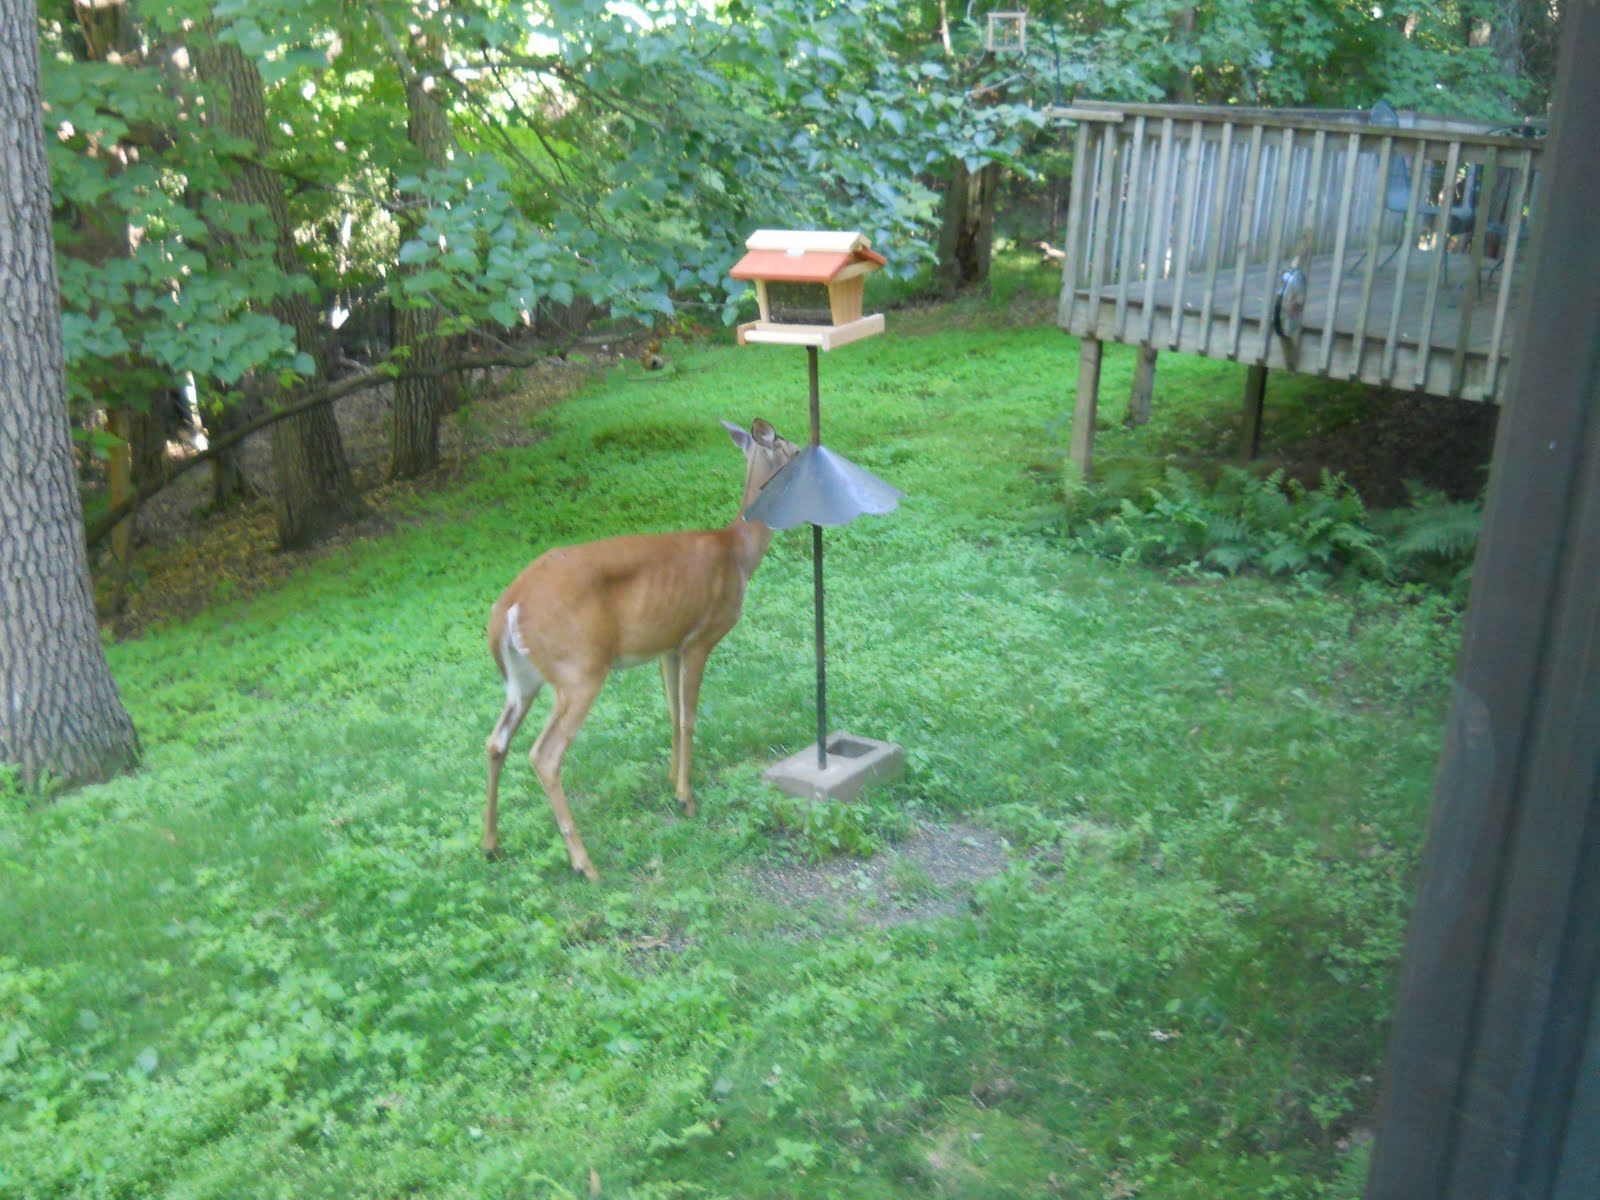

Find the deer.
[{"left": 483, "top": 417, "right": 800, "bottom": 880}]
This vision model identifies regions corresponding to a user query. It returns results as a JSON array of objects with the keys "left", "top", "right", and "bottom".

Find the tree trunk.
[
  {"left": 1170, "top": 6, "right": 1197, "bottom": 102},
  {"left": 390, "top": 301, "right": 443, "bottom": 478},
  {"left": 1485, "top": 0, "right": 1529, "bottom": 113},
  {"left": 195, "top": 30, "right": 365, "bottom": 549},
  {"left": 0, "top": 0, "right": 140, "bottom": 787},
  {"left": 937, "top": 158, "right": 1000, "bottom": 295},
  {"left": 378, "top": 9, "right": 458, "bottom": 480},
  {"left": 205, "top": 388, "right": 262, "bottom": 509},
  {"left": 102, "top": 405, "right": 165, "bottom": 614}
]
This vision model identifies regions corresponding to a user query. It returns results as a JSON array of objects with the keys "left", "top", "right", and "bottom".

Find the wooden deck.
[
  {"left": 1048, "top": 101, "right": 1545, "bottom": 470},
  {"left": 1069, "top": 246, "right": 1530, "bottom": 402}
]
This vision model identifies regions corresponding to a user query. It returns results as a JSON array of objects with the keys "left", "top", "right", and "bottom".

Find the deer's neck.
[
  {"left": 727, "top": 457, "right": 789, "bottom": 579},
  {"left": 727, "top": 508, "right": 776, "bottom": 581}
]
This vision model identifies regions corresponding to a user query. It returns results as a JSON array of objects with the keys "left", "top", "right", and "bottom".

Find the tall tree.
[
  {"left": 370, "top": 1, "right": 457, "bottom": 480},
  {"left": 193, "top": 24, "right": 365, "bottom": 549},
  {"left": 0, "top": 0, "right": 140, "bottom": 787}
]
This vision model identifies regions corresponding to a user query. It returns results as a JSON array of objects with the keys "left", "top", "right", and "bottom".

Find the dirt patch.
[
  {"left": 97, "top": 350, "right": 627, "bottom": 638},
  {"left": 747, "top": 821, "right": 1011, "bottom": 929},
  {"left": 1263, "top": 387, "right": 1498, "bottom": 506}
]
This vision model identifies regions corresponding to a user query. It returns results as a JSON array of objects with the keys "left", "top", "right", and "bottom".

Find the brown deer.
[{"left": 483, "top": 418, "right": 800, "bottom": 879}]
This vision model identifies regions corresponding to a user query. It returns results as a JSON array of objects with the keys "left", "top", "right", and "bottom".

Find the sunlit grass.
[{"left": 0, "top": 295, "right": 1457, "bottom": 1197}]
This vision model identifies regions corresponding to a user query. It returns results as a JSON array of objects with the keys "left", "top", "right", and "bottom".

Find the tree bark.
[
  {"left": 937, "top": 158, "right": 1000, "bottom": 295},
  {"left": 389, "top": 117, "right": 447, "bottom": 478},
  {"left": 102, "top": 406, "right": 165, "bottom": 607},
  {"left": 0, "top": 0, "right": 140, "bottom": 787},
  {"left": 205, "top": 388, "right": 262, "bottom": 509},
  {"left": 1170, "top": 5, "right": 1197, "bottom": 103},
  {"left": 194, "top": 29, "right": 365, "bottom": 549},
  {"left": 373, "top": 5, "right": 458, "bottom": 480}
]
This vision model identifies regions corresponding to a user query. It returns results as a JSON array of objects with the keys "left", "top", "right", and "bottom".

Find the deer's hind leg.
[
  {"left": 530, "top": 677, "right": 604, "bottom": 881},
  {"left": 485, "top": 666, "right": 542, "bottom": 860}
]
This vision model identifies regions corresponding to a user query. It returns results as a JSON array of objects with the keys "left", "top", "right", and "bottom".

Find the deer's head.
[{"left": 723, "top": 418, "right": 799, "bottom": 516}]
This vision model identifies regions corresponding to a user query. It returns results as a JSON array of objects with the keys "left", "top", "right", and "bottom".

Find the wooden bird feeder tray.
[{"left": 729, "top": 229, "right": 887, "bottom": 350}]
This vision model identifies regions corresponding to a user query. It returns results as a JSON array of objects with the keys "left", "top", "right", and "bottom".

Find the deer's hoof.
[
  {"left": 576, "top": 860, "right": 600, "bottom": 882},
  {"left": 483, "top": 842, "right": 505, "bottom": 862}
]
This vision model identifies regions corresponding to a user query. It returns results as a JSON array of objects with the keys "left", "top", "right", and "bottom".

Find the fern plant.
[
  {"left": 1381, "top": 482, "right": 1484, "bottom": 602},
  {"left": 1065, "top": 466, "right": 1480, "bottom": 602}
]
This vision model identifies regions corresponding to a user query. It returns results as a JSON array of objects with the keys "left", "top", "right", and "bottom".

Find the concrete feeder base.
[{"left": 763, "top": 731, "right": 905, "bottom": 802}]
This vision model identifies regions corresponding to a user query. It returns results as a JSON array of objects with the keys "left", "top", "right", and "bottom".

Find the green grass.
[{"left": 0, "top": 300, "right": 1458, "bottom": 1197}]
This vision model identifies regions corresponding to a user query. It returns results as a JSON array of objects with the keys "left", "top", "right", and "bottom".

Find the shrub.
[{"left": 1065, "top": 467, "right": 1480, "bottom": 600}]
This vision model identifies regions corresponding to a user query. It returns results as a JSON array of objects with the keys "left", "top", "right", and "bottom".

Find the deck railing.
[{"left": 1050, "top": 101, "right": 1544, "bottom": 402}]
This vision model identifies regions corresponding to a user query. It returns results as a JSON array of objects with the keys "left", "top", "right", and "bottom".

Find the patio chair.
[
  {"left": 1479, "top": 124, "right": 1543, "bottom": 285},
  {"left": 1370, "top": 100, "right": 1477, "bottom": 276}
]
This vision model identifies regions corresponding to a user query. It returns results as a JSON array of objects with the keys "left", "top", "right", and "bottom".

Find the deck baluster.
[
  {"left": 1197, "top": 121, "right": 1234, "bottom": 356},
  {"left": 1413, "top": 138, "right": 1464, "bottom": 390}
]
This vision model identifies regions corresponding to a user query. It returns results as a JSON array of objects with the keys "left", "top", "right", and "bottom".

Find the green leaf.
[{"left": 398, "top": 240, "right": 436, "bottom": 266}]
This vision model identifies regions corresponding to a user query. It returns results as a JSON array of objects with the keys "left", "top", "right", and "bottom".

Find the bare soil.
[
  {"left": 1262, "top": 387, "right": 1498, "bottom": 506},
  {"left": 747, "top": 821, "right": 1011, "bottom": 930}
]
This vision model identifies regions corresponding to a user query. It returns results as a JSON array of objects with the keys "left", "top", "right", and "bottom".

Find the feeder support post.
[{"left": 808, "top": 346, "right": 827, "bottom": 768}]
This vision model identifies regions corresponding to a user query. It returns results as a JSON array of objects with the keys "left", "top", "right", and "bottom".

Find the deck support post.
[
  {"left": 1240, "top": 363, "right": 1268, "bottom": 460},
  {"left": 1070, "top": 336, "right": 1103, "bottom": 474},
  {"left": 1128, "top": 344, "right": 1158, "bottom": 425}
]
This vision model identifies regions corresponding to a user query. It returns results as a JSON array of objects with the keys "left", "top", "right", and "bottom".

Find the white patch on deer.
[{"left": 495, "top": 603, "right": 543, "bottom": 755}]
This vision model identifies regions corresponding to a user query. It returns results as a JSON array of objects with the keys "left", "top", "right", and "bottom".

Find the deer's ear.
[
  {"left": 722, "top": 419, "right": 752, "bottom": 451},
  {"left": 750, "top": 418, "right": 777, "bottom": 448}
]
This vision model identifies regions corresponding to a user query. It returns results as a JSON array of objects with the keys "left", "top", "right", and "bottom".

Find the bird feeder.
[
  {"left": 986, "top": 11, "right": 1027, "bottom": 55},
  {"left": 730, "top": 230, "right": 887, "bottom": 351},
  {"left": 730, "top": 230, "right": 905, "bottom": 802}
]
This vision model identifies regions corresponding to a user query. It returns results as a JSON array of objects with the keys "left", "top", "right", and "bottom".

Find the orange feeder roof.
[{"left": 728, "top": 231, "right": 887, "bottom": 284}]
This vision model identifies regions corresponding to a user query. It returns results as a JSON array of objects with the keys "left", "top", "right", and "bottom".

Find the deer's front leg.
[
  {"left": 659, "top": 651, "right": 683, "bottom": 795},
  {"left": 674, "top": 643, "right": 714, "bottom": 817}
]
